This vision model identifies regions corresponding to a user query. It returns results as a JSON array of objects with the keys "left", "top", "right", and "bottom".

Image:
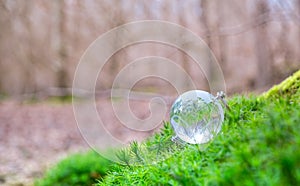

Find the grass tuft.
[{"left": 35, "top": 151, "right": 113, "bottom": 186}]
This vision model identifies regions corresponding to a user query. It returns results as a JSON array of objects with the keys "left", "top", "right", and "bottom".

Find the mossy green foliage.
[
  {"left": 262, "top": 69, "right": 300, "bottom": 101},
  {"left": 37, "top": 70, "right": 300, "bottom": 186},
  {"left": 98, "top": 70, "right": 300, "bottom": 185},
  {"left": 35, "top": 151, "right": 113, "bottom": 186}
]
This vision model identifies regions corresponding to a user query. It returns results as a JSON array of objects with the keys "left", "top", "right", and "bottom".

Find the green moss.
[
  {"left": 37, "top": 71, "right": 300, "bottom": 186},
  {"left": 35, "top": 151, "right": 113, "bottom": 186},
  {"left": 261, "top": 69, "right": 300, "bottom": 101},
  {"left": 98, "top": 94, "right": 300, "bottom": 186},
  {"left": 97, "top": 71, "right": 300, "bottom": 185}
]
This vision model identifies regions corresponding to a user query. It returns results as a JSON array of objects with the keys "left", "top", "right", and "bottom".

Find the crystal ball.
[{"left": 170, "top": 90, "right": 224, "bottom": 144}]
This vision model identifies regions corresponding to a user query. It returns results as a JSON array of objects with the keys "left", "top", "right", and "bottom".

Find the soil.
[
  {"left": 0, "top": 100, "right": 89, "bottom": 185},
  {"left": 0, "top": 98, "right": 167, "bottom": 186}
]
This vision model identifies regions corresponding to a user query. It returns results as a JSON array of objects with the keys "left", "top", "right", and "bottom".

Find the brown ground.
[
  {"left": 0, "top": 98, "right": 166, "bottom": 186},
  {"left": 0, "top": 100, "right": 89, "bottom": 185}
]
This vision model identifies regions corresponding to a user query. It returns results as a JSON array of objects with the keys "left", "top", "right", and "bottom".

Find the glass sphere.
[{"left": 170, "top": 90, "right": 224, "bottom": 144}]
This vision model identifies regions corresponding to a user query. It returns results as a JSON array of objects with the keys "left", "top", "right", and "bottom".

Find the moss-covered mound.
[
  {"left": 36, "top": 69, "right": 300, "bottom": 186},
  {"left": 262, "top": 69, "right": 300, "bottom": 101},
  {"left": 98, "top": 69, "right": 300, "bottom": 186}
]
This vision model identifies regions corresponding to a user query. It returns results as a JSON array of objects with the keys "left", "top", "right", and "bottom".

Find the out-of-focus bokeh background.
[
  {"left": 0, "top": 0, "right": 299, "bottom": 185},
  {"left": 0, "top": 0, "right": 300, "bottom": 98}
]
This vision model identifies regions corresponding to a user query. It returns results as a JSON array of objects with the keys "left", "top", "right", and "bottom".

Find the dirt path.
[
  {"left": 0, "top": 101, "right": 89, "bottom": 185},
  {"left": 0, "top": 98, "right": 164, "bottom": 185}
]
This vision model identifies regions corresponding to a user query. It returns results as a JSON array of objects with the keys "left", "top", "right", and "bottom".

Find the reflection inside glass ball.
[{"left": 170, "top": 90, "right": 224, "bottom": 144}]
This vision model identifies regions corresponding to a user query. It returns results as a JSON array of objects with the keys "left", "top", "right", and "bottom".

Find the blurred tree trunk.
[
  {"left": 254, "top": 1, "right": 273, "bottom": 88},
  {"left": 22, "top": 0, "right": 37, "bottom": 94},
  {"left": 177, "top": 0, "right": 190, "bottom": 90},
  {"left": 200, "top": 0, "right": 213, "bottom": 90},
  {"left": 278, "top": 20, "right": 292, "bottom": 77},
  {"left": 216, "top": 1, "right": 227, "bottom": 72},
  {"left": 298, "top": 0, "right": 300, "bottom": 63},
  {"left": 0, "top": 1, "right": 9, "bottom": 92},
  {"left": 56, "top": 0, "right": 68, "bottom": 89},
  {"left": 108, "top": 0, "right": 125, "bottom": 89}
]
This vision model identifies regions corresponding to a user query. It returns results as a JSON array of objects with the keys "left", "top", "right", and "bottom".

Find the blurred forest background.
[
  {"left": 0, "top": 1, "right": 300, "bottom": 185},
  {"left": 0, "top": 0, "right": 300, "bottom": 99}
]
